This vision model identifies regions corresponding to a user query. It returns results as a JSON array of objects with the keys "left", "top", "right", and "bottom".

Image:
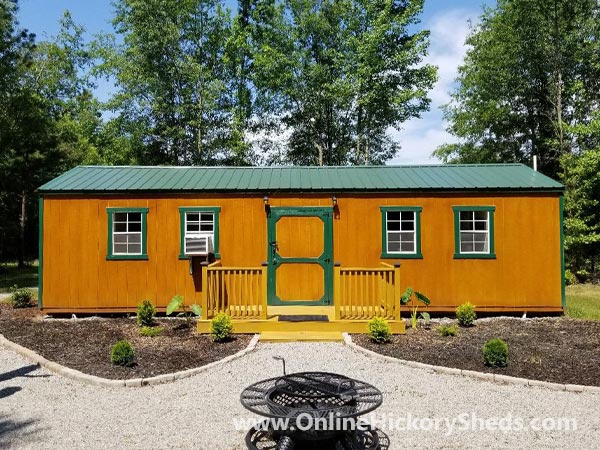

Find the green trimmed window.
[
  {"left": 380, "top": 207, "right": 422, "bottom": 259},
  {"left": 179, "top": 207, "right": 221, "bottom": 259},
  {"left": 106, "top": 208, "right": 149, "bottom": 260},
  {"left": 453, "top": 206, "right": 496, "bottom": 259}
]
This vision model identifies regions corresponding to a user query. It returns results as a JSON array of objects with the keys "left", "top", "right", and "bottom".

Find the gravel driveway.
[{"left": 1, "top": 342, "right": 598, "bottom": 449}]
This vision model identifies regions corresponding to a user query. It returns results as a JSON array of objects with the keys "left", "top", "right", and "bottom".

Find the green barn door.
[{"left": 267, "top": 207, "right": 333, "bottom": 306}]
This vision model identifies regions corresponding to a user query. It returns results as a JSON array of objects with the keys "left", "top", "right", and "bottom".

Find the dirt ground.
[
  {"left": 354, "top": 317, "right": 600, "bottom": 386},
  {"left": 0, "top": 303, "right": 251, "bottom": 379}
]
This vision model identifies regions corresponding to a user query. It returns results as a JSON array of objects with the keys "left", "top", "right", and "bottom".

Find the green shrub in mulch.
[
  {"left": 111, "top": 340, "right": 135, "bottom": 367},
  {"left": 482, "top": 338, "right": 509, "bottom": 368},
  {"left": 367, "top": 317, "right": 391, "bottom": 343}
]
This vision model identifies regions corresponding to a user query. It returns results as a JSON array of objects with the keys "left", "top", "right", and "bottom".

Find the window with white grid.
[
  {"left": 453, "top": 206, "right": 495, "bottom": 258},
  {"left": 185, "top": 212, "right": 214, "bottom": 235},
  {"left": 386, "top": 210, "right": 416, "bottom": 254},
  {"left": 112, "top": 212, "right": 143, "bottom": 255}
]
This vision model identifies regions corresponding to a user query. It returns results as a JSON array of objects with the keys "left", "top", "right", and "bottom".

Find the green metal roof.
[{"left": 38, "top": 164, "right": 564, "bottom": 194}]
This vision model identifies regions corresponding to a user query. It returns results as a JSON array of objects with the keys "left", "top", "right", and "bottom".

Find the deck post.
[
  {"left": 201, "top": 261, "right": 209, "bottom": 320},
  {"left": 261, "top": 262, "right": 268, "bottom": 320},
  {"left": 394, "top": 263, "right": 401, "bottom": 320},
  {"left": 334, "top": 262, "right": 341, "bottom": 320}
]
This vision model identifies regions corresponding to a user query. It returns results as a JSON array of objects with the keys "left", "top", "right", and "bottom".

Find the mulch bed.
[
  {"left": 0, "top": 304, "right": 251, "bottom": 380},
  {"left": 354, "top": 318, "right": 600, "bottom": 387}
]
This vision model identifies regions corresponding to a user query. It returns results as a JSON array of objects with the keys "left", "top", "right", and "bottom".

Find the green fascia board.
[
  {"left": 38, "top": 164, "right": 565, "bottom": 194},
  {"left": 453, "top": 206, "right": 496, "bottom": 259},
  {"left": 380, "top": 206, "right": 423, "bottom": 259},
  {"left": 106, "top": 207, "right": 149, "bottom": 260},
  {"left": 38, "top": 196, "right": 43, "bottom": 309},
  {"left": 178, "top": 207, "right": 222, "bottom": 259},
  {"left": 560, "top": 196, "right": 565, "bottom": 309}
]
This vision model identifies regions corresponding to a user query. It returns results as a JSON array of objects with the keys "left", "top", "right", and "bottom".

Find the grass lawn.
[
  {"left": 565, "top": 283, "right": 600, "bottom": 320},
  {"left": 0, "top": 262, "right": 38, "bottom": 293}
]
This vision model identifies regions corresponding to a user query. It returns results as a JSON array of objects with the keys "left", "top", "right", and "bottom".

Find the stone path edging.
[
  {"left": 0, "top": 333, "right": 260, "bottom": 388},
  {"left": 342, "top": 333, "right": 600, "bottom": 394}
]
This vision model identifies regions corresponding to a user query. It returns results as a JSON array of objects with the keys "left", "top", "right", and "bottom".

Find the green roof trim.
[{"left": 38, "top": 164, "right": 564, "bottom": 194}]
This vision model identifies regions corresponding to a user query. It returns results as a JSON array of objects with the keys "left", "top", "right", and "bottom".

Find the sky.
[{"left": 17, "top": 0, "right": 495, "bottom": 165}]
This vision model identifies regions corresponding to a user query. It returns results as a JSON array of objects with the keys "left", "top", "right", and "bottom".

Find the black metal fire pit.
[{"left": 240, "top": 366, "right": 389, "bottom": 450}]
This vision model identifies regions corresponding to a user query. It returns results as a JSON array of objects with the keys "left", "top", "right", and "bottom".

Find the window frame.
[
  {"left": 380, "top": 206, "right": 423, "bottom": 259},
  {"left": 453, "top": 206, "right": 496, "bottom": 259},
  {"left": 179, "top": 207, "right": 221, "bottom": 259},
  {"left": 106, "top": 207, "right": 149, "bottom": 260}
]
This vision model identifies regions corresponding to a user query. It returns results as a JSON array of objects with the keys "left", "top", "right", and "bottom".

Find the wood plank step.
[{"left": 260, "top": 331, "right": 344, "bottom": 342}]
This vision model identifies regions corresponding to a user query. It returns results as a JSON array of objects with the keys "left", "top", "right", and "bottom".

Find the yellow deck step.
[
  {"left": 197, "top": 319, "right": 405, "bottom": 334},
  {"left": 260, "top": 331, "right": 344, "bottom": 342}
]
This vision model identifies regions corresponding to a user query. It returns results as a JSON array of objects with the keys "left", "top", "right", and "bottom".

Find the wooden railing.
[
  {"left": 201, "top": 261, "right": 267, "bottom": 319},
  {"left": 334, "top": 262, "right": 401, "bottom": 320}
]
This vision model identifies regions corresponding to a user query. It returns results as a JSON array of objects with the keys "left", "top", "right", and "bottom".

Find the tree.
[
  {"left": 562, "top": 114, "right": 600, "bottom": 275},
  {"left": 102, "top": 0, "right": 253, "bottom": 166},
  {"left": 29, "top": 12, "right": 103, "bottom": 165},
  {"left": 250, "top": 0, "right": 436, "bottom": 165},
  {"left": 435, "top": 0, "right": 600, "bottom": 179},
  {"left": 0, "top": 3, "right": 94, "bottom": 265}
]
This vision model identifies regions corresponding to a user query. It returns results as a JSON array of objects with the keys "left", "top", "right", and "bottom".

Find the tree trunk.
[{"left": 18, "top": 190, "right": 27, "bottom": 268}]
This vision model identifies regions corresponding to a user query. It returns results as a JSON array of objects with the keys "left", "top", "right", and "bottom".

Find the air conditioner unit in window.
[{"left": 184, "top": 235, "right": 213, "bottom": 256}]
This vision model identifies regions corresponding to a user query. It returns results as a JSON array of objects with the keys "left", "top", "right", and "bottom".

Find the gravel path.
[{"left": 1, "top": 342, "right": 598, "bottom": 449}]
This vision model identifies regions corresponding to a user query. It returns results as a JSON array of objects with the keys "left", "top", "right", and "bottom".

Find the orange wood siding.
[{"left": 41, "top": 193, "right": 562, "bottom": 312}]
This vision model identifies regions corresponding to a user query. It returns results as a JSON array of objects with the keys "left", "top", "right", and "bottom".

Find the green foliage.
[
  {"left": 438, "top": 324, "right": 457, "bottom": 337},
  {"left": 456, "top": 302, "right": 477, "bottom": 327},
  {"left": 166, "top": 295, "right": 202, "bottom": 327},
  {"left": 482, "top": 338, "right": 509, "bottom": 368},
  {"left": 400, "top": 287, "right": 431, "bottom": 329},
  {"left": 9, "top": 285, "right": 34, "bottom": 308},
  {"left": 251, "top": 0, "right": 436, "bottom": 166},
  {"left": 103, "top": 0, "right": 252, "bottom": 165},
  {"left": 140, "top": 326, "right": 163, "bottom": 337},
  {"left": 111, "top": 340, "right": 135, "bottom": 366},
  {"left": 210, "top": 313, "right": 233, "bottom": 342},
  {"left": 420, "top": 311, "right": 431, "bottom": 329},
  {"left": 436, "top": 0, "right": 600, "bottom": 180},
  {"left": 367, "top": 317, "right": 391, "bottom": 344},
  {"left": 563, "top": 146, "right": 600, "bottom": 274},
  {"left": 564, "top": 269, "right": 576, "bottom": 286},
  {"left": 136, "top": 299, "right": 156, "bottom": 327}
]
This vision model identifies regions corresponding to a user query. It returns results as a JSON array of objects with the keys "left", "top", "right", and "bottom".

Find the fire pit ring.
[{"left": 240, "top": 371, "right": 387, "bottom": 449}]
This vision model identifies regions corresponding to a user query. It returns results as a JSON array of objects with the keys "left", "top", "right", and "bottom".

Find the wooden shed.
[{"left": 37, "top": 164, "right": 565, "bottom": 334}]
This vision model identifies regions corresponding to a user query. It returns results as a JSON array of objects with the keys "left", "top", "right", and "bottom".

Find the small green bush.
[
  {"left": 482, "top": 338, "right": 509, "bottom": 367},
  {"left": 140, "top": 326, "right": 163, "bottom": 337},
  {"left": 456, "top": 302, "right": 477, "bottom": 327},
  {"left": 564, "top": 269, "right": 576, "bottom": 286},
  {"left": 438, "top": 324, "right": 457, "bottom": 337},
  {"left": 111, "top": 340, "right": 135, "bottom": 367},
  {"left": 210, "top": 313, "right": 233, "bottom": 342},
  {"left": 10, "top": 286, "right": 34, "bottom": 308},
  {"left": 136, "top": 299, "right": 156, "bottom": 327},
  {"left": 367, "top": 317, "right": 391, "bottom": 343}
]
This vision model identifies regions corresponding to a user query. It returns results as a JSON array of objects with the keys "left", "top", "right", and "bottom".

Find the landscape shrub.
[
  {"left": 367, "top": 317, "right": 391, "bottom": 343},
  {"left": 136, "top": 299, "right": 156, "bottom": 326},
  {"left": 482, "top": 338, "right": 509, "bottom": 367},
  {"left": 210, "top": 313, "right": 233, "bottom": 342},
  {"left": 111, "top": 340, "right": 135, "bottom": 367},
  {"left": 10, "top": 286, "right": 34, "bottom": 308},
  {"left": 456, "top": 302, "right": 477, "bottom": 327},
  {"left": 564, "top": 269, "right": 576, "bottom": 286},
  {"left": 140, "top": 326, "right": 163, "bottom": 337},
  {"left": 438, "top": 324, "right": 457, "bottom": 337}
]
